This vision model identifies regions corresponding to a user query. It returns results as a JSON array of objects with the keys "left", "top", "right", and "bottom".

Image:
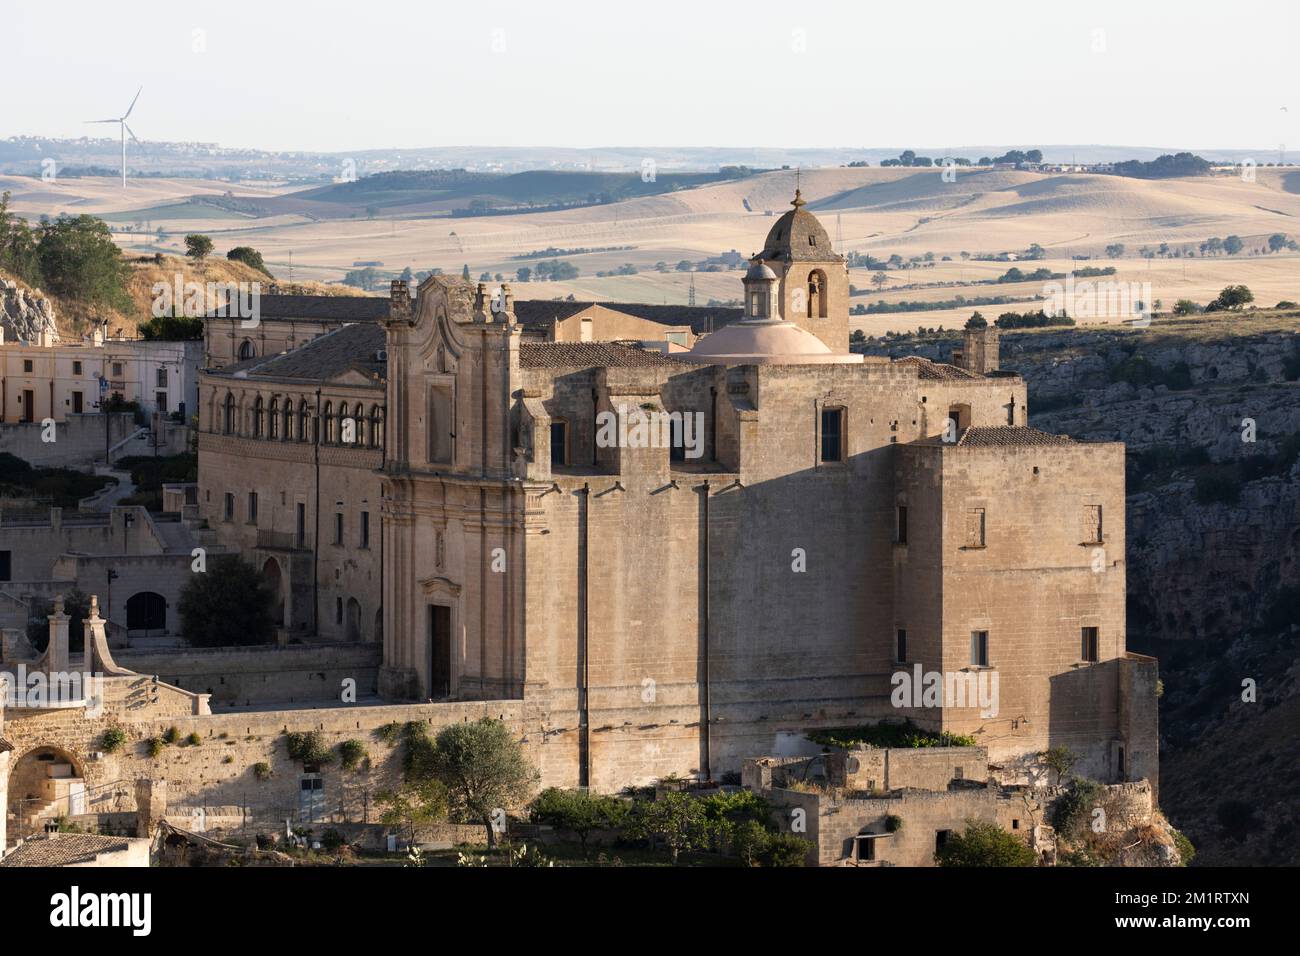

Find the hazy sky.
[{"left": 6, "top": 0, "right": 1297, "bottom": 153}]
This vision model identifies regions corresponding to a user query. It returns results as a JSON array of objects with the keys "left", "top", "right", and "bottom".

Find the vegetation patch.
[{"left": 806, "top": 721, "right": 977, "bottom": 750}]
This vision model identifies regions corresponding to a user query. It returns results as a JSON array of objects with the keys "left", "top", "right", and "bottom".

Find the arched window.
[
  {"left": 238, "top": 339, "right": 255, "bottom": 361},
  {"left": 282, "top": 397, "right": 293, "bottom": 440},
  {"left": 299, "top": 400, "right": 310, "bottom": 443},
  {"left": 808, "top": 269, "right": 828, "bottom": 319},
  {"left": 252, "top": 396, "right": 264, "bottom": 438},
  {"left": 339, "top": 402, "right": 351, "bottom": 444},
  {"left": 356, "top": 405, "right": 369, "bottom": 447},
  {"left": 223, "top": 393, "right": 235, "bottom": 434},
  {"left": 268, "top": 397, "right": 280, "bottom": 439},
  {"left": 322, "top": 402, "right": 334, "bottom": 443},
  {"left": 369, "top": 406, "right": 383, "bottom": 449}
]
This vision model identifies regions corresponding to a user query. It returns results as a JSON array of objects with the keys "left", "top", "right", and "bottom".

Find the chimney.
[
  {"left": 957, "top": 327, "right": 1000, "bottom": 375},
  {"left": 387, "top": 280, "right": 413, "bottom": 326}
]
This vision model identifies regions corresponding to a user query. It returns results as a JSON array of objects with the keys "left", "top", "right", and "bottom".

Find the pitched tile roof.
[
  {"left": 945, "top": 426, "right": 1076, "bottom": 447},
  {"left": 207, "top": 293, "right": 389, "bottom": 323},
  {"left": 519, "top": 342, "right": 689, "bottom": 369},
  {"left": 208, "top": 322, "right": 387, "bottom": 384},
  {"left": 0, "top": 833, "right": 134, "bottom": 867},
  {"left": 894, "top": 356, "right": 981, "bottom": 381},
  {"left": 513, "top": 300, "right": 743, "bottom": 335}
]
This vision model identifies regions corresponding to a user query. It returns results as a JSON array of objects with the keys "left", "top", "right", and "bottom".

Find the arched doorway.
[
  {"left": 346, "top": 597, "right": 362, "bottom": 641},
  {"left": 238, "top": 339, "right": 256, "bottom": 361},
  {"left": 8, "top": 746, "right": 86, "bottom": 837},
  {"left": 125, "top": 591, "right": 167, "bottom": 635},
  {"left": 262, "top": 557, "right": 285, "bottom": 627}
]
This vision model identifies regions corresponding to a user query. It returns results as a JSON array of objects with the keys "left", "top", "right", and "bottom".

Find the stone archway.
[
  {"left": 262, "top": 556, "right": 285, "bottom": 627},
  {"left": 7, "top": 746, "right": 86, "bottom": 837}
]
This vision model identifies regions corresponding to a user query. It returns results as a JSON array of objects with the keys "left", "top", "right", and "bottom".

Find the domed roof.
[
  {"left": 679, "top": 318, "right": 864, "bottom": 366},
  {"left": 760, "top": 190, "right": 839, "bottom": 262},
  {"left": 744, "top": 261, "right": 778, "bottom": 281}
]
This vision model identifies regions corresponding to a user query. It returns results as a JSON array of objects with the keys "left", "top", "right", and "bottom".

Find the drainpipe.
[
  {"left": 702, "top": 479, "right": 712, "bottom": 781},
  {"left": 312, "top": 386, "right": 321, "bottom": 634},
  {"left": 578, "top": 481, "right": 591, "bottom": 788}
]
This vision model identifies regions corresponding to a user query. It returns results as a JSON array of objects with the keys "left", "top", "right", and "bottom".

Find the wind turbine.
[{"left": 87, "top": 87, "right": 142, "bottom": 188}]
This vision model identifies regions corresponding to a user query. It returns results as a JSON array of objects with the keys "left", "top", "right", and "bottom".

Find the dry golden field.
[{"left": 4, "top": 164, "right": 1298, "bottom": 334}]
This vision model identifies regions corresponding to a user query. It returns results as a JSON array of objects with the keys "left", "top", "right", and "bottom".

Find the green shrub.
[
  {"left": 100, "top": 727, "right": 127, "bottom": 753},
  {"left": 253, "top": 762, "right": 272, "bottom": 781},
  {"left": 285, "top": 731, "right": 333, "bottom": 766},
  {"left": 145, "top": 737, "right": 164, "bottom": 759},
  {"left": 374, "top": 721, "right": 403, "bottom": 746},
  {"left": 339, "top": 739, "right": 367, "bottom": 772},
  {"left": 807, "top": 720, "right": 976, "bottom": 750},
  {"left": 1171, "top": 828, "right": 1196, "bottom": 866},
  {"left": 185, "top": 732, "right": 202, "bottom": 747},
  {"left": 162, "top": 726, "right": 179, "bottom": 745},
  {"left": 1052, "top": 778, "right": 1106, "bottom": 838},
  {"left": 761, "top": 832, "right": 810, "bottom": 867},
  {"left": 936, "top": 820, "right": 1036, "bottom": 867},
  {"left": 885, "top": 814, "right": 903, "bottom": 833},
  {"left": 529, "top": 788, "right": 629, "bottom": 849}
]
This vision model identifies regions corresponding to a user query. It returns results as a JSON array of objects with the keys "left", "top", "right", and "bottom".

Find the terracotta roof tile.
[
  {"left": 0, "top": 833, "right": 134, "bottom": 867},
  {"left": 519, "top": 342, "right": 687, "bottom": 369}
]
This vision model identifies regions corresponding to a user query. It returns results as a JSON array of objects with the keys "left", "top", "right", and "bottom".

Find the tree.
[
  {"left": 185, "top": 234, "right": 214, "bottom": 261},
  {"left": 1208, "top": 284, "right": 1254, "bottom": 311},
  {"left": 1172, "top": 299, "right": 1201, "bottom": 315},
  {"left": 177, "top": 554, "right": 275, "bottom": 647},
  {"left": 0, "top": 190, "right": 42, "bottom": 285},
  {"left": 427, "top": 718, "right": 538, "bottom": 847},
  {"left": 529, "top": 788, "right": 628, "bottom": 853},
  {"left": 1104, "top": 243, "right": 1125, "bottom": 259},
  {"left": 1222, "top": 235, "right": 1244, "bottom": 256},
  {"left": 461, "top": 264, "right": 471, "bottom": 280},
  {"left": 936, "top": 820, "right": 1037, "bottom": 867},
  {"left": 226, "top": 246, "right": 272, "bottom": 277},
  {"left": 1041, "top": 745, "right": 1078, "bottom": 785},
  {"left": 965, "top": 312, "right": 987, "bottom": 329},
  {"left": 871, "top": 271, "right": 888, "bottom": 289},
  {"left": 35, "top": 214, "right": 131, "bottom": 311},
  {"left": 376, "top": 778, "right": 450, "bottom": 846},
  {"left": 628, "top": 791, "right": 706, "bottom": 865},
  {"left": 515, "top": 266, "right": 531, "bottom": 283}
]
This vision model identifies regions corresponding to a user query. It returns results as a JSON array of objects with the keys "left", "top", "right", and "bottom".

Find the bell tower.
[{"left": 754, "top": 190, "right": 850, "bottom": 352}]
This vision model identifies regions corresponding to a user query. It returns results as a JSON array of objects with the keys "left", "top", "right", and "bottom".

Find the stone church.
[{"left": 370, "top": 194, "right": 1155, "bottom": 791}]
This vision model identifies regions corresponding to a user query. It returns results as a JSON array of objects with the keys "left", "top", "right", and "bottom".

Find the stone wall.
[
  {"left": 0, "top": 413, "right": 135, "bottom": 467},
  {"left": 113, "top": 642, "right": 382, "bottom": 705}
]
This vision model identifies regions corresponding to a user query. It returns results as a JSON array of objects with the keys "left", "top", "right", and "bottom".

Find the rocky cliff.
[
  {"left": 864, "top": 311, "right": 1300, "bottom": 865},
  {"left": 0, "top": 277, "right": 59, "bottom": 343}
]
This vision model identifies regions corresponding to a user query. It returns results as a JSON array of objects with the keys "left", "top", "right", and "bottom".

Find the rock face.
[
  {"left": 0, "top": 278, "right": 59, "bottom": 343},
  {"left": 865, "top": 319, "right": 1300, "bottom": 865}
]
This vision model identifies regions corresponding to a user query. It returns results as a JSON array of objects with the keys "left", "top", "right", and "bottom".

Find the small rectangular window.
[
  {"left": 550, "top": 421, "right": 567, "bottom": 467},
  {"left": 0, "top": 550, "right": 11, "bottom": 582},
  {"left": 334, "top": 512, "right": 344, "bottom": 545},
  {"left": 1082, "top": 505, "right": 1103, "bottom": 544},
  {"left": 820, "top": 408, "right": 843, "bottom": 462},
  {"left": 895, "top": 628, "right": 907, "bottom": 663},
  {"left": 156, "top": 368, "right": 168, "bottom": 387},
  {"left": 1081, "top": 626, "right": 1099, "bottom": 663},
  {"left": 223, "top": 493, "right": 234, "bottom": 521},
  {"left": 112, "top": 362, "right": 123, "bottom": 377},
  {"left": 970, "top": 630, "right": 989, "bottom": 667},
  {"left": 335, "top": 597, "right": 343, "bottom": 624},
  {"left": 247, "top": 492, "right": 258, "bottom": 524},
  {"left": 23, "top": 359, "right": 33, "bottom": 373},
  {"left": 360, "top": 511, "right": 370, "bottom": 549},
  {"left": 896, "top": 505, "right": 908, "bottom": 544},
  {"left": 965, "top": 508, "right": 985, "bottom": 548},
  {"left": 73, "top": 361, "right": 82, "bottom": 375},
  {"left": 295, "top": 503, "right": 306, "bottom": 548}
]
